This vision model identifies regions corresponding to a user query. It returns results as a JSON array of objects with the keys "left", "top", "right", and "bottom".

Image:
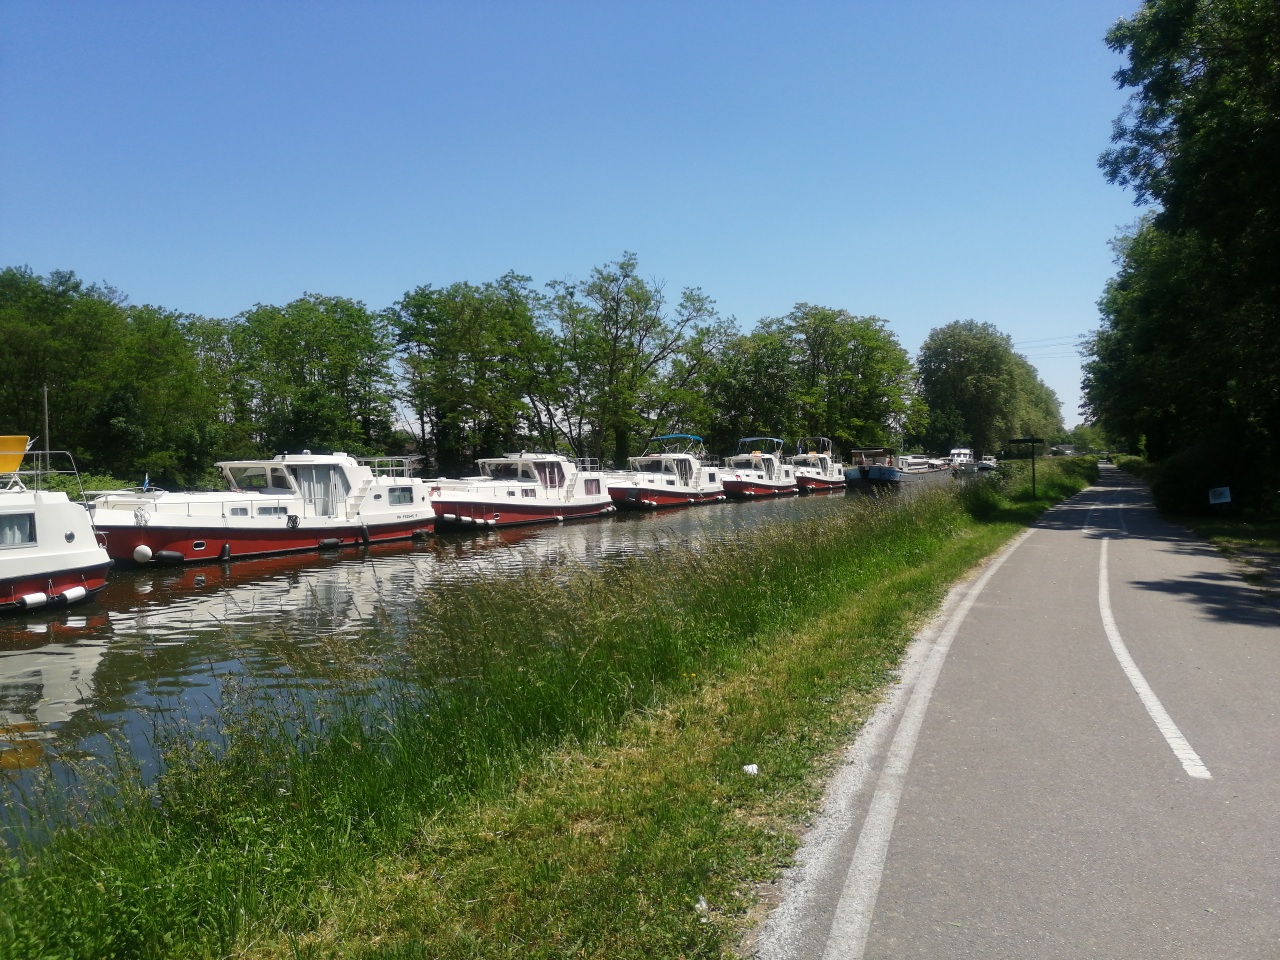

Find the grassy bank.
[{"left": 0, "top": 461, "right": 1096, "bottom": 959}]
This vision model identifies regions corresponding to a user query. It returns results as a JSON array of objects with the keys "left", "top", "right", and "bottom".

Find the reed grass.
[{"left": 0, "top": 465, "right": 1092, "bottom": 959}]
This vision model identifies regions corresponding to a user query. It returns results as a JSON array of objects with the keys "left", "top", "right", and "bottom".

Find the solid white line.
[
  {"left": 1098, "top": 538, "right": 1212, "bottom": 779},
  {"left": 820, "top": 530, "right": 1033, "bottom": 960}
]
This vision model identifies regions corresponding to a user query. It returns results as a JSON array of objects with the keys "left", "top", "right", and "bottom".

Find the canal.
[{"left": 1, "top": 492, "right": 869, "bottom": 772}]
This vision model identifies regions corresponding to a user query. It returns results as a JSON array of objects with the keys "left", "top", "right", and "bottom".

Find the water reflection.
[{"left": 1, "top": 493, "right": 865, "bottom": 768}]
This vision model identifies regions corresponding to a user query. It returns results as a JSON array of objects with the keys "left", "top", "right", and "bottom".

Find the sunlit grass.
[{"left": 0, "top": 467, "right": 1089, "bottom": 959}]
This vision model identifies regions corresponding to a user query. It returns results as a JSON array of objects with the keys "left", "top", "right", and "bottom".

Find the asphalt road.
[{"left": 753, "top": 466, "right": 1280, "bottom": 959}]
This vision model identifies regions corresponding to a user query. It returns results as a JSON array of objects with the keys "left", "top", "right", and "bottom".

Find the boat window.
[
  {"left": 389, "top": 487, "right": 413, "bottom": 505},
  {"left": 522, "top": 488, "right": 537, "bottom": 498},
  {"left": 257, "top": 505, "right": 289, "bottom": 516},
  {"left": 227, "top": 466, "right": 270, "bottom": 491},
  {"left": 270, "top": 468, "right": 291, "bottom": 491},
  {"left": 229, "top": 507, "right": 249, "bottom": 517},
  {"left": 534, "top": 462, "right": 564, "bottom": 488},
  {"left": 487, "top": 462, "right": 520, "bottom": 479},
  {"left": 584, "top": 479, "right": 601, "bottom": 495},
  {"left": 0, "top": 513, "right": 36, "bottom": 546}
]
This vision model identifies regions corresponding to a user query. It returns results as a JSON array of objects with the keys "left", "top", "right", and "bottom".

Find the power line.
[{"left": 1013, "top": 335, "right": 1085, "bottom": 347}]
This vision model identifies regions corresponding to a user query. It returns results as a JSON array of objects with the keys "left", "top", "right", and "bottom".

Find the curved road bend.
[{"left": 754, "top": 465, "right": 1280, "bottom": 960}]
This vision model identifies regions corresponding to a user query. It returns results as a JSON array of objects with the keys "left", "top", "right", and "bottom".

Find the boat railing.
[
  {"left": 95, "top": 493, "right": 309, "bottom": 519},
  {"left": 357, "top": 455, "right": 422, "bottom": 478},
  {"left": 575, "top": 457, "right": 602, "bottom": 472},
  {"left": 2, "top": 448, "right": 94, "bottom": 501}
]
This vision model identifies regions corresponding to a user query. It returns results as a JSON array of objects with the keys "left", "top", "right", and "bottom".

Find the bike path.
[{"left": 754, "top": 466, "right": 1280, "bottom": 959}]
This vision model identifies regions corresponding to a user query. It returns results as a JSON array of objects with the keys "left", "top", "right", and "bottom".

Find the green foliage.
[
  {"left": 1142, "top": 442, "right": 1276, "bottom": 517},
  {"left": 231, "top": 295, "right": 398, "bottom": 455},
  {"left": 545, "top": 253, "right": 723, "bottom": 465},
  {"left": 4, "top": 259, "right": 1044, "bottom": 485},
  {"left": 1089, "top": 0, "right": 1279, "bottom": 507},
  {"left": 912, "top": 320, "right": 1063, "bottom": 454},
  {"left": 701, "top": 305, "right": 919, "bottom": 456},
  {"left": 395, "top": 274, "right": 554, "bottom": 473},
  {"left": 0, "top": 268, "right": 236, "bottom": 486}
]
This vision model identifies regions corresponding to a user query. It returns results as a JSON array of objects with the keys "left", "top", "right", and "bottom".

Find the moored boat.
[
  {"left": 430, "top": 451, "right": 616, "bottom": 528},
  {"left": 89, "top": 452, "right": 435, "bottom": 565},
  {"left": 608, "top": 434, "right": 726, "bottom": 509},
  {"left": 845, "top": 448, "right": 954, "bottom": 487},
  {"left": 1, "top": 436, "right": 113, "bottom": 612},
  {"left": 722, "top": 437, "right": 799, "bottom": 498},
  {"left": 788, "top": 437, "right": 847, "bottom": 493},
  {"left": 844, "top": 447, "right": 896, "bottom": 487}
]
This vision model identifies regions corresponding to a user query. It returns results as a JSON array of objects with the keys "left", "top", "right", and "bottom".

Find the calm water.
[{"left": 1, "top": 492, "right": 870, "bottom": 771}]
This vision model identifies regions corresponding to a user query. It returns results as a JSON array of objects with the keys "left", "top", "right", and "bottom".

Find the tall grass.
[{"left": 0, "top": 468, "right": 1089, "bottom": 959}]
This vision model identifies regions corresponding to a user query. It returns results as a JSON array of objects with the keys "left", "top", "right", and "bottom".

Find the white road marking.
[
  {"left": 1098, "top": 538, "right": 1212, "bottom": 779},
  {"left": 820, "top": 530, "right": 1032, "bottom": 959},
  {"left": 1084, "top": 496, "right": 1128, "bottom": 536}
]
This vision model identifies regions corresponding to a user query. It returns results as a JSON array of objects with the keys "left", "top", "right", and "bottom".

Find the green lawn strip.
[{"left": 269, "top": 517, "right": 1020, "bottom": 958}]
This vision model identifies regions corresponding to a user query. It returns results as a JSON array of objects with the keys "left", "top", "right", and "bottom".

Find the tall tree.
[
  {"left": 773, "top": 305, "right": 919, "bottom": 451},
  {"left": 395, "top": 274, "right": 553, "bottom": 473},
  {"left": 701, "top": 325, "right": 797, "bottom": 455},
  {"left": 232, "top": 295, "right": 396, "bottom": 454},
  {"left": 915, "top": 320, "right": 1062, "bottom": 454},
  {"left": 1089, "top": 0, "right": 1280, "bottom": 465},
  {"left": 547, "top": 253, "right": 720, "bottom": 465},
  {"left": 0, "top": 267, "right": 129, "bottom": 463}
]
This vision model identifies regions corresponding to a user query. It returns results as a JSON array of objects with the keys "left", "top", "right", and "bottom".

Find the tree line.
[
  {"left": 1, "top": 254, "right": 1063, "bottom": 486},
  {"left": 1085, "top": 0, "right": 1278, "bottom": 511}
]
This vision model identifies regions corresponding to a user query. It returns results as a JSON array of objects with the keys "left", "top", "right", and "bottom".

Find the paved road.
[{"left": 754, "top": 466, "right": 1280, "bottom": 959}]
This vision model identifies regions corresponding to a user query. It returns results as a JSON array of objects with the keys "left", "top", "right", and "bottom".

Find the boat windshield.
[
  {"left": 225, "top": 465, "right": 271, "bottom": 491},
  {"left": 224, "top": 464, "right": 299, "bottom": 494}
]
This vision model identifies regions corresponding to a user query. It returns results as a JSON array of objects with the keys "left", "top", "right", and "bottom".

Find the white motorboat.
[
  {"left": 722, "top": 437, "right": 799, "bottom": 498},
  {"left": 430, "top": 451, "right": 616, "bottom": 528},
  {"left": 608, "top": 434, "right": 725, "bottom": 509},
  {"left": 1, "top": 436, "right": 113, "bottom": 613},
  {"left": 788, "top": 437, "right": 847, "bottom": 492},
  {"left": 89, "top": 452, "right": 435, "bottom": 565}
]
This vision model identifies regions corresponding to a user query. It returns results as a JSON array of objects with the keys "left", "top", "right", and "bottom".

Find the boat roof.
[
  {"left": 735, "top": 436, "right": 784, "bottom": 452},
  {"left": 478, "top": 451, "right": 570, "bottom": 462},
  {"left": 797, "top": 436, "right": 833, "bottom": 453},
  {"left": 216, "top": 451, "right": 361, "bottom": 468},
  {"left": 652, "top": 433, "right": 703, "bottom": 443}
]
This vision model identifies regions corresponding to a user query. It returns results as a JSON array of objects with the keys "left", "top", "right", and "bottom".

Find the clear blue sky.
[{"left": 1, "top": 1, "right": 1145, "bottom": 428}]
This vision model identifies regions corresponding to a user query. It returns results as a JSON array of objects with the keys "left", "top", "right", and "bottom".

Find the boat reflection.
[{"left": 1, "top": 613, "right": 111, "bottom": 768}]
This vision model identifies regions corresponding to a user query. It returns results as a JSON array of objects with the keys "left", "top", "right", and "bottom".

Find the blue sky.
[{"left": 1, "top": 1, "right": 1144, "bottom": 427}]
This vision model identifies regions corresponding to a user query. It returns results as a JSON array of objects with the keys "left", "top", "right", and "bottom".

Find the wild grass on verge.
[{"left": 0, "top": 467, "right": 1090, "bottom": 959}]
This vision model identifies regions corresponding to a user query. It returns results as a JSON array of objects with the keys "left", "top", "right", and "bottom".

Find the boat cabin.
[
  {"left": 219, "top": 453, "right": 360, "bottom": 518},
  {"left": 477, "top": 454, "right": 567, "bottom": 490}
]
